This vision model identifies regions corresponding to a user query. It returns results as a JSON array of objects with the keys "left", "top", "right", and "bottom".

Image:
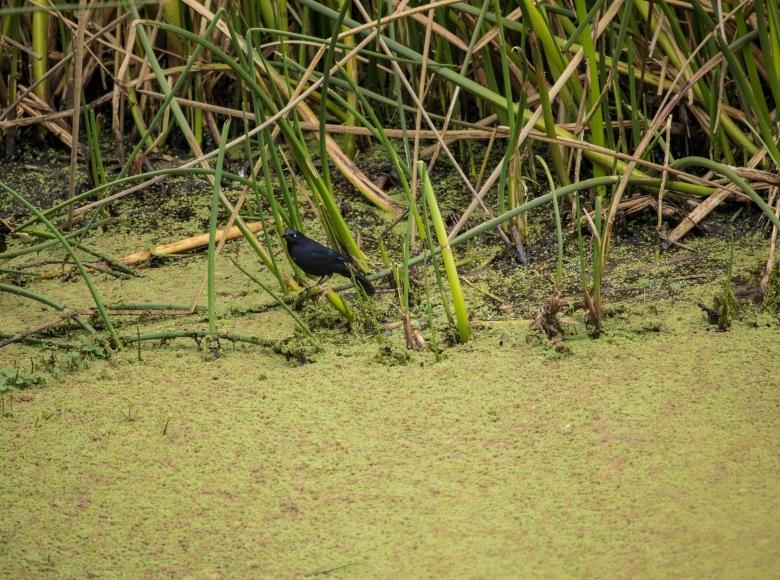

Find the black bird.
[{"left": 282, "top": 229, "right": 375, "bottom": 295}]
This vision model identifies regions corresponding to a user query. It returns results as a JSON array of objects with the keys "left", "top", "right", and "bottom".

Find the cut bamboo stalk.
[{"left": 120, "top": 222, "right": 265, "bottom": 266}]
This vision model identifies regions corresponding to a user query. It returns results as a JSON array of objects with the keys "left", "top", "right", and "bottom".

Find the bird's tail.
[{"left": 349, "top": 267, "right": 375, "bottom": 295}]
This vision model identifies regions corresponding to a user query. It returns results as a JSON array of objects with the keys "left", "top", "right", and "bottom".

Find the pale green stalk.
[{"left": 419, "top": 161, "right": 470, "bottom": 343}]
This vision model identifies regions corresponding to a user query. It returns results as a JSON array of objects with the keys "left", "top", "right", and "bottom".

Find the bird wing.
[{"left": 307, "top": 245, "right": 348, "bottom": 264}]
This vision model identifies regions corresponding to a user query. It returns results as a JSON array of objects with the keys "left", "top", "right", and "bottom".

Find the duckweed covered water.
[
  {"left": 1, "top": 154, "right": 779, "bottom": 575},
  {"left": 1, "top": 305, "right": 779, "bottom": 577}
]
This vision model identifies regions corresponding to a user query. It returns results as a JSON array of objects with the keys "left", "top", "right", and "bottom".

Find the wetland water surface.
[
  {"left": 1, "top": 154, "right": 779, "bottom": 576},
  {"left": 1, "top": 309, "right": 779, "bottom": 577}
]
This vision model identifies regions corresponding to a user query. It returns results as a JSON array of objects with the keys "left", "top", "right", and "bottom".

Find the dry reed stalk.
[{"left": 120, "top": 221, "right": 266, "bottom": 266}]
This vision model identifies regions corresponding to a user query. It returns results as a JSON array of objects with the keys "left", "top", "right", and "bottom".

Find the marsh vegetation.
[{"left": 1, "top": 0, "right": 779, "bottom": 575}]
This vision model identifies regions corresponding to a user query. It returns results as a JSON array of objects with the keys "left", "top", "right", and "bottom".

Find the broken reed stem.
[{"left": 67, "top": 0, "right": 88, "bottom": 226}]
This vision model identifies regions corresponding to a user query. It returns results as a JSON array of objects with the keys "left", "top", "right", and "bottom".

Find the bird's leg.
[
  {"left": 294, "top": 283, "right": 326, "bottom": 309},
  {"left": 315, "top": 274, "right": 333, "bottom": 297},
  {"left": 296, "top": 274, "right": 332, "bottom": 303}
]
